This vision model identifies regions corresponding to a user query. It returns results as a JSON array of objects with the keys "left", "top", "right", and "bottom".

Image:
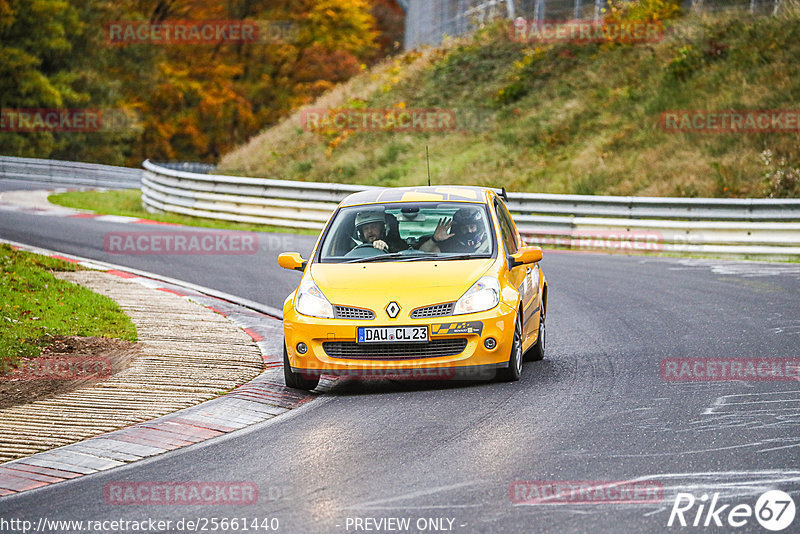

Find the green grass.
[
  {"left": 219, "top": 8, "right": 800, "bottom": 199},
  {"left": 48, "top": 190, "right": 317, "bottom": 235},
  {"left": 0, "top": 244, "right": 137, "bottom": 374}
]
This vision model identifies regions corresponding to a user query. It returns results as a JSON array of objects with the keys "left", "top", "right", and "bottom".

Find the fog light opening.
[
  {"left": 296, "top": 342, "right": 308, "bottom": 354},
  {"left": 484, "top": 337, "right": 497, "bottom": 350}
]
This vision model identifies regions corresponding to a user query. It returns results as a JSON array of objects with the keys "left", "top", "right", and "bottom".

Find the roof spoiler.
[{"left": 491, "top": 187, "right": 509, "bottom": 202}]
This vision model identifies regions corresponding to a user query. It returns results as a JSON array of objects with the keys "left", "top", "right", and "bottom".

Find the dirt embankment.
[{"left": 0, "top": 336, "right": 140, "bottom": 409}]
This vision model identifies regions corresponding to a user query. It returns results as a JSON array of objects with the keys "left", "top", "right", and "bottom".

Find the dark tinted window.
[{"left": 494, "top": 199, "right": 519, "bottom": 255}]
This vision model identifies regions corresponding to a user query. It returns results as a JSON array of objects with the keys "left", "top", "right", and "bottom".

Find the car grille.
[
  {"left": 334, "top": 306, "right": 375, "bottom": 320},
  {"left": 323, "top": 339, "right": 468, "bottom": 360},
  {"left": 410, "top": 302, "right": 455, "bottom": 319}
]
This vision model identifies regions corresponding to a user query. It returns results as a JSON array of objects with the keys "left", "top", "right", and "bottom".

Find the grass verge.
[
  {"left": 48, "top": 190, "right": 318, "bottom": 235},
  {"left": 0, "top": 244, "right": 138, "bottom": 374},
  {"left": 218, "top": 7, "right": 800, "bottom": 199}
]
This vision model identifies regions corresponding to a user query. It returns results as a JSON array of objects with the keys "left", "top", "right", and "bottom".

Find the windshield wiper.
[
  {"left": 343, "top": 252, "right": 486, "bottom": 264},
  {"left": 392, "top": 254, "right": 442, "bottom": 262},
  {"left": 343, "top": 252, "right": 442, "bottom": 263},
  {"left": 435, "top": 254, "right": 488, "bottom": 261},
  {"left": 343, "top": 252, "right": 409, "bottom": 263}
]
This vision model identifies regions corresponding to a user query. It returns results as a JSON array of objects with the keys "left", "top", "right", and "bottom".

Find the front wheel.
[
  {"left": 283, "top": 342, "right": 319, "bottom": 391},
  {"left": 496, "top": 313, "right": 523, "bottom": 382}
]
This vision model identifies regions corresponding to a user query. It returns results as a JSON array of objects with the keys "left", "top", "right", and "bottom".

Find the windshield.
[{"left": 317, "top": 202, "right": 495, "bottom": 263}]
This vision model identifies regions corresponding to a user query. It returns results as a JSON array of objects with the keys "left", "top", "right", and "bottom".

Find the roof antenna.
[{"left": 426, "top": 145, "right": 431, "bottom": 187}]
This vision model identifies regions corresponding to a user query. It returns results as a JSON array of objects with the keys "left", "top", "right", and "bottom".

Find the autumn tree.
[
  {"left": 0, "top": 0, "right": 83, "bottom": 157},
  {"left": 1, "top": 0, "right": 398, "bottom": 164}
]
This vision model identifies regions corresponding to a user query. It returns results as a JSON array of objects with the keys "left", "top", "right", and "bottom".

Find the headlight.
[
  {"left": 453, "top": 276, "right": 500, "bottom": 315},
  {"left": 295, "top": 278, "right": 334, "bottom": 319}
]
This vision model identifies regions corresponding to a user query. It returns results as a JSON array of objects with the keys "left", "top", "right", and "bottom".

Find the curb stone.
[
  {"left": 0, "top": 241, "right": 329, "bottom": 498},
  {"left": 0, "top": 189, "right": 181, "bottom": 226}
]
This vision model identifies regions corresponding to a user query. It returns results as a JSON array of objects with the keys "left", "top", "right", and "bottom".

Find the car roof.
[{"left": 340, "top": 186, "right": 495, "bottom": 207}]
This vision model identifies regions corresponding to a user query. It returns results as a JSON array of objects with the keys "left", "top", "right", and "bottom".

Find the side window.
[{"left": 494, "top": 199, "right": 519, "bottom": 255}]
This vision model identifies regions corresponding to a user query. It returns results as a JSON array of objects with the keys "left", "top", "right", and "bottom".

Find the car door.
[{"left": 494, "top": 198, "right": 536, "bottom": 339}]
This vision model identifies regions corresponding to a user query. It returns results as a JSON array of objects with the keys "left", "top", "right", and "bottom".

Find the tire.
[
  {"left": 283, "top": 342, "right": 319, "bottom": 391},
  {"left": 496, "top": 313, "right": 523, "bottom": 382},
  {"left": 525, "top": 306, "right": 545, "bottom": 362}
]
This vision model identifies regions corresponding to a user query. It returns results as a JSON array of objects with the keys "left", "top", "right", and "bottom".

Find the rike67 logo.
[{"left": 668, "top": 490, "right": 796, "bottom": 531}]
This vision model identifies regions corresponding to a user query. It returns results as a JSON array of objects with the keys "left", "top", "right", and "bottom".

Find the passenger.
[{"left": 420, "top": 207, "right": 487, "bottom": 253}]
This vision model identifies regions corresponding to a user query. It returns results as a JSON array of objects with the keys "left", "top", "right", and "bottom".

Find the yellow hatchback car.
[{"left": 278, "top": 186, "right": 547, "bottom": 390}]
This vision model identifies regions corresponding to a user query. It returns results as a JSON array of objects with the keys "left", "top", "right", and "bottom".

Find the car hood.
[{"left": 309, "top": 259, "right": 495, "bottom": 308}]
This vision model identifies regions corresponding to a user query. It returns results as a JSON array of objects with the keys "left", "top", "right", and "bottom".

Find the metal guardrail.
[
  {"left": 143, "top": 160, "right": 800, "bottom": 259},
  {"left": 0, "top": 156, "right": 142, "bottom": 189},
  {"left": 3, "top": 155, "right": 796, "bottom": 258},
  {"left": 506, "top": 193, "right": 800, "bottom": 222},
  {"left": 142, "top": 160, "right": 380, "bottom": 231}
]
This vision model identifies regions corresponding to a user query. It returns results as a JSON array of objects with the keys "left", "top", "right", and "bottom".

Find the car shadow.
[{"left": 319, "top": 359, "right": 558, "bottom": 397}]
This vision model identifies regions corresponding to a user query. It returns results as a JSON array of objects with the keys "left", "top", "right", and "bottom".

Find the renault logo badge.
[{"left": 385, "top": 301, "right": 400, "bottom": 319}]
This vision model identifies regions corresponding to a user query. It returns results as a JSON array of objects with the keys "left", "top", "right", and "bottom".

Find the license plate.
[{"left": 357, "top": 326, "right": 428, "bottom": 343}]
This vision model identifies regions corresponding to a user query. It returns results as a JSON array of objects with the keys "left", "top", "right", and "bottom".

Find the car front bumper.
[{"left": 283, "top": 301, "right": 517, "bottom": 380}]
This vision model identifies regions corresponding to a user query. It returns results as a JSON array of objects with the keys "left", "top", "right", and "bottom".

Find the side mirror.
[
  {"left": 508, "top": 246, "right": 543, "bottom": 268},
  {"left": 278, "top": 252, "right": 307, "bottom": 272}
]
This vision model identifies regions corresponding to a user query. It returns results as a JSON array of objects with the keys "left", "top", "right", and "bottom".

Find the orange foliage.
[{"left": 109, "top": 0, "right": 383, "bottom": 163}]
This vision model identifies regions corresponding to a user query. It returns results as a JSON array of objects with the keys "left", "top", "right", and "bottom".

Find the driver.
[
  {"left": 354, "top": 209, "right": 406, "bottom": 253},
  {"left": 420, "top": 207, "right": 487, "bottom": 253}
]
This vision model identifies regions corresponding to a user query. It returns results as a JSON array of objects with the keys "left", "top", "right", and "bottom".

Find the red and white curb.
[
  {"left": 0, "top": 189, "right": 180, "bottom": 226},
  {"left": 0, "top": 241, "right": 328, "bottom": 498}
]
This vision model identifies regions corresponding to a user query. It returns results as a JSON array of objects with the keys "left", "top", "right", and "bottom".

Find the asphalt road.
[
  {"left": 0, "top": 183, "right": 316, "bottom": 310},
  {"left": 1, "top": 182, "right": 799, "bottom": 533}
]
